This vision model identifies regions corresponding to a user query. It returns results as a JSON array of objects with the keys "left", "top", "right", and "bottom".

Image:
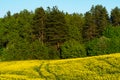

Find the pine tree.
[
  {"left": 111, "top": 7, "right": 120, "bottom": 26},
  {"left": 83, "top": 11, "right": 97, "bottom": 41},
  {"left": 92, "top": 5, "right": 109, "bottom": 35},
  {"left": 32, "top": 7, "right": 46, "bottom": 43},
  {"left": 65, "top": 13, "right": 84, "bottom": 42},
  {"left": 83, "top": 5, "right": 109, "bottom": 41},
  {"left": 45, "top": 6, "right": 67, "bottom": 48}
]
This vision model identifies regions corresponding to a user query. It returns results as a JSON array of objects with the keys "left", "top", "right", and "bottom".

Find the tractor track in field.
[
  {"left": 96, "top": 58, "right": 120, "bottom": 74},
  {"left": 35, "top": 61, "right": 58, "bottom": 80},
  {"left": 97, "top": 59, "right": 120, "bottom": 70},
  {"left": 45, "top": 63, "right": 58, "bottom": 80},
  {"left": 34, "top": 61, "right": 47, "bottom": 79}
]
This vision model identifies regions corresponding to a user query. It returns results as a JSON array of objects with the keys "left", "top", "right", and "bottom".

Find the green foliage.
[
  {"left": 83, "top": 11, "right": 97, "bottom": 41},
  {"left": 0, "top": 48, "right": 3, "bottom": 59},
  {"left": 67, "top": 25, "right": 82, "bottom": 41},
  {"left": 111, "top": 7, "right": 120, "bottom": 26},
  {"left": 29, "top": 40, "right": 49, "bottom": 60},
  {"left": 45, "top": 6, "right": 67, "bottom": 45},
  {"left": 108, "top": 37, "right": 120, "bottom": 53},
  {"left": 92, "top": 5, "right": 109, "bottom": 30},
  {"left": 32, "top": 7, "right": 46, "bottom": 42},
  {"left": 48, "top": 47, "right": 60, "bottom": 59},
  {"left": 65, "top": 13, "right": 84, "bottom": 42},
  {"left": 60, "top": 39, "right": 86, "bottom": 58},
  {"left": 103, "top": 26, "right": 120, "bottom": 38},
  {"left": 2, "top": 39, "right": 49, "bottom": 61},
  {"left": 102, "top": 26, "right": 120, "bottom": 53},
  {"left": 86, "top": 34, "right": 120, "bottom": 56},
  {"left": 1, "top": 5, "right": 120, "bottom": 61},
  {"left": 2, "top": 38, "right": 29, "bottom": 61},
  {"left": 86, "top": 36, "right": 110, "bottom": 56},
  {"left": 83, "top": 5, "right": 109, "bottom": 41}
]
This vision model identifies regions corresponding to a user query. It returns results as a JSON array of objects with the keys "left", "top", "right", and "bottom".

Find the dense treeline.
[{"left": 0, "top": 5, "right": 120, "bottom": 61}]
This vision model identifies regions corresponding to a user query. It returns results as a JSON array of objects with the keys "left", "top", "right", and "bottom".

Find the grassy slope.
[{"left": 0, "top": 53, "right": 120, "bottom": 80}]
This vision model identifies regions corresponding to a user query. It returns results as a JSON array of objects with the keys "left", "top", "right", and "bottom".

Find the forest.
[{"left": 0, "top": 5, "right": 120, "bottom": 61}]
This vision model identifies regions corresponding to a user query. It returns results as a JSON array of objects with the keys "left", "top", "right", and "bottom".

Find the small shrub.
[
  {"left": 86, "top": 36, "right": 120, "bottom": 56},
  {"left": 103, "top": 26, "right": 120, "bottom": 38},
  {"left": 86, "top": 36, "right": 110, "bottom": 56},
  {"left": 48, "top": 47, "right": 60, "bottom": 59},
  {"left": 60, "top": 39, "right": 86, "bottom": 59},
  {"left": 2, "top": 39, "right": 49, "bottom": 61}
]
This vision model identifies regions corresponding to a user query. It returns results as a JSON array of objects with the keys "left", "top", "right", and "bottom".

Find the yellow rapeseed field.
[{"left": 0, "top": 53, "right": 120, "bottom": 80}]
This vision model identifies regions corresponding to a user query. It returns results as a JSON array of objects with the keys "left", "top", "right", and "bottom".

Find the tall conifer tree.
[
  {"left": 111, "top": 7, "right": 120, "bottom": 26},
  {"left": 32, "top": 7, "right": 46, "bottom": 43},
  {"left": 45, "top": 6, "right": 67, "bottom": 48}
]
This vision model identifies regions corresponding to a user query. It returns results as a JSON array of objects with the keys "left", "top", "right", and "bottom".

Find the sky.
[{"left": 0, "top": 0, "right": 120, "bottom": 17}]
